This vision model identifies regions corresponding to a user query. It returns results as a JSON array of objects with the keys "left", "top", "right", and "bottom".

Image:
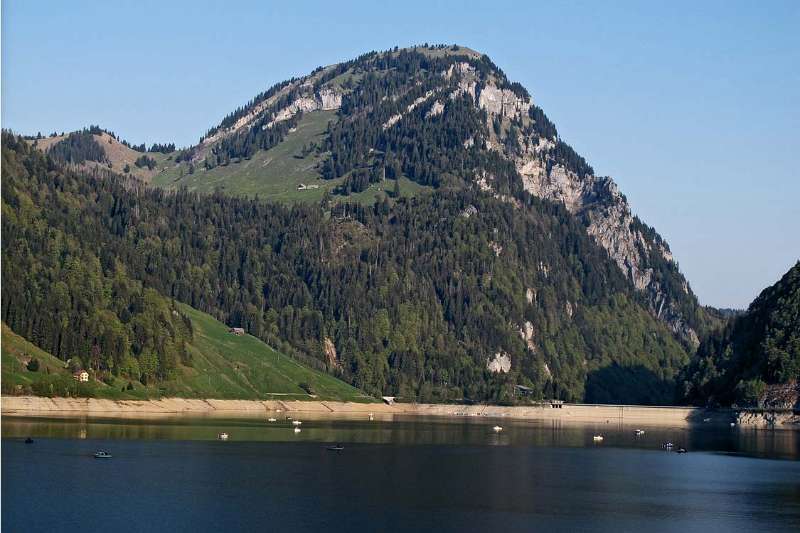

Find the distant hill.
[{"left": 682, "top": 262, "right": 800, "bottom": 407}]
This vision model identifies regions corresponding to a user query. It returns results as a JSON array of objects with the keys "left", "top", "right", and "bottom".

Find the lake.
[{"left": 3, "top": 415, "right": 800, "bottom": 532}]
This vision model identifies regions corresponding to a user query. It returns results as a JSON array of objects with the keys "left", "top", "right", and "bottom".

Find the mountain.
[
  {"left": 147, "top": 45, "right": 711, "bottom": 347},
  {"left": 3, "top": 44, "right": 723, "bottom": 404},
  {"left": 682, "top": 262, "right": 800, "bottom": 408}
]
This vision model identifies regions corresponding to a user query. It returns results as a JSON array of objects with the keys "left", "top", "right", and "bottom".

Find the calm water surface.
[{"left": 3, "top": 415, "right": 799, "bottom": 532}]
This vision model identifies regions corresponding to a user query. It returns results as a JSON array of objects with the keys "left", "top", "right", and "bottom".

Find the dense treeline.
[
  {"left": 682, "top": 262, "right": 799, "bottom": 407},
  {"left": 148, "top": 142, "right": 175, "bottom": 153},
  {"left": 2, "top": 135, "right": 193, "bottom": 384},
  {"left": 2, "top": 133, "right": 688, "bottom": 403}
]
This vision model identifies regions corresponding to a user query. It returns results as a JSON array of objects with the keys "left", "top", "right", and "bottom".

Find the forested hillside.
[
  {"left": 2, "top": 132, "right": 690, "bottom": 403},
  {"left": 682, "top": 262, "right": 800, "bottom": 407}
]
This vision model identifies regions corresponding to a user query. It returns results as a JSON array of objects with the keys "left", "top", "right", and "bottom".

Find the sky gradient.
[{"left": 2, "top": 0, "right": 798, "bottom": 308}]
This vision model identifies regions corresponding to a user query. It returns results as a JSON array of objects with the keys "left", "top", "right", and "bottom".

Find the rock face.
[
  {"left": 487, "top": 352, "right": 512, "bottom": 373},
  {"left": 450, "top": 62, "right": 701, "bottom": 345},
  {"left": 266, "top": 88, "right": 343, "bottom": 129},
  {"left": 519, "top": 321, "right": 536, "bottom": 352},
  {"left": 323, "top": 337, "right": 339, "bottom": 367},
  {"left": 478, "top": 84, "right": 531, "bottom": 118}
]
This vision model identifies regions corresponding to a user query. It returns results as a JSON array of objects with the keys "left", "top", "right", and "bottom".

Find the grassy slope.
[
  {"left": 1, "top": 323, "right": 69, "bottom": 390},
  {"left": 151, "top": 110, "right": 430, "bottom": 205},
  {"left": 1, "top": 306, "right": 370, "bottom": 402},
  {"left": 166, "top": 303, "right": 369, "bottom": 401}
]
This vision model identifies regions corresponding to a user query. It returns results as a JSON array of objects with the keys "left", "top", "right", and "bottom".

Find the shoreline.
[
  {"left": 3, "top": 396, "right": 796, "bottom": 428},
  {"left": 0, "top": 395, "right": 756, "bottom": 428}
]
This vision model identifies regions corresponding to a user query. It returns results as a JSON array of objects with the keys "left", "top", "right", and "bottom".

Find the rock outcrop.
[
  {"left": 487, "top": 352, "right": 512, "bottom": 373},
  {"left": 266, "top": 88, "right": 343, "bottom": 129}
]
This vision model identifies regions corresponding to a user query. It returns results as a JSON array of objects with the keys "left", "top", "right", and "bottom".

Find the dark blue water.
[{"left": 3, "top": 418, "right": 800, "bottom": 532}]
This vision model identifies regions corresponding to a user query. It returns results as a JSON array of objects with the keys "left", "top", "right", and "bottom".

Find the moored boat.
[{"left": 94, "top": 451, "right": 112, "bottom": 459}]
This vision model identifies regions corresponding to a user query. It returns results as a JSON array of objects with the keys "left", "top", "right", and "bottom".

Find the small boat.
[
  {"left": 676, "top": 447, "right": 688, "bottom": 454},
  {"left": 730, "top": 422, "right": 736, "bottom": 427},
  {"left": 326, "top": 444, "right": 344, "bottom": 451},
  {"left": 293, "top": 427, "right": 302, "bottom": 433},
  {"left": 663, "top": 442, "right": 674, "bottom": 449},
  {"left": 93, "top": 451, "right": 112, "bottom": 459},
  {"left": 492, "top": 426, "right": 503, "bottom": 432},
  {"left": 218, "top": 432, "right": 229, "bottom": 441},
  {"left": 703, "top": 417, "right": 711, "bottom": 423},
  {"left": 292, "top": 420, "right": 302, "bottom": 426},
  {"left": 267, "top": 418, "right": 277, "bottom": 422},
  {"left": 593, "top": 435, "right": 604, "bottom": 442},
  {"left": 24, "top": 437, "right": 34, "bottom": 444},
  {"left": 634, "top": 429, "right": 645, "bottom": 436}
]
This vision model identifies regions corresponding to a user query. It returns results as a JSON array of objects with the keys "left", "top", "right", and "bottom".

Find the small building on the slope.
[
  {"left": 229, "top": 327, "right": 245, "bottom": 336},
  {"left": 73, "top": 370, "right": 89, "bottom": 382}
]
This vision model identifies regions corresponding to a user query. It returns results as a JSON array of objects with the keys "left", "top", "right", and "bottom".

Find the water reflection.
[{"left": 3, "top": 415, "right": 798, "bottom": 460}]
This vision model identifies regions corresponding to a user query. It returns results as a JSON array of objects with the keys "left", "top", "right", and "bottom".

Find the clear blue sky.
[{"left": 3, "top": 0, "right": 798, "bottom": 309}]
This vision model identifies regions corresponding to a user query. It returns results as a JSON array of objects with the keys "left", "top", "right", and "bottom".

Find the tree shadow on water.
[{"left": 584, "top": 364, "right": 677, "bottom": 405}]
